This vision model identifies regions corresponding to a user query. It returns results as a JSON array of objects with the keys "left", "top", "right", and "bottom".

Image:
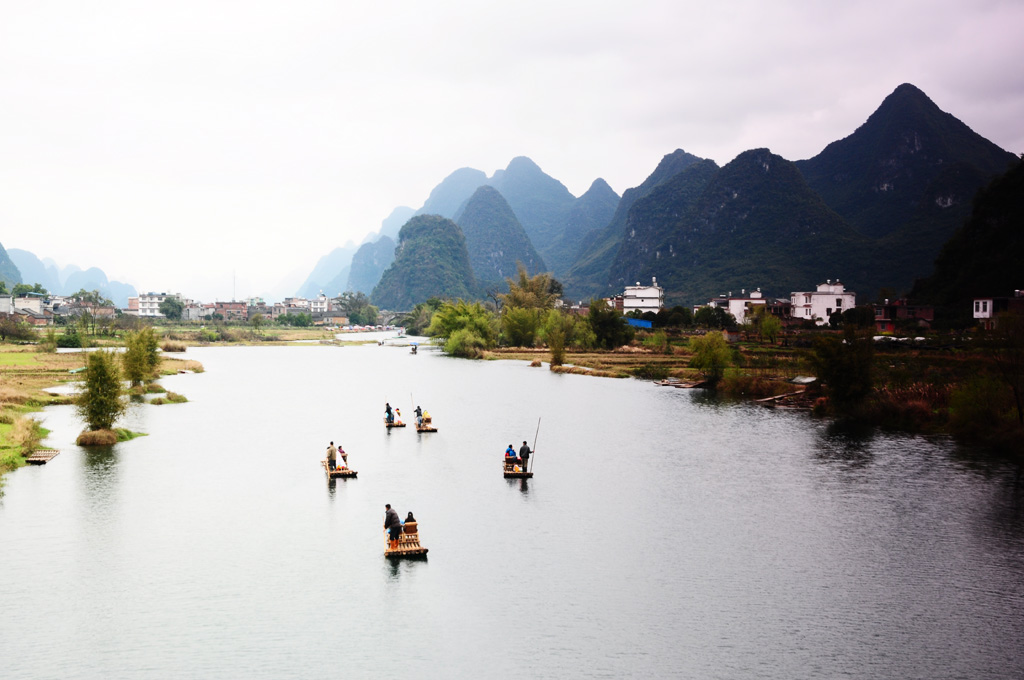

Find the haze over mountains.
[
  {"left": 1, "top": 246, "right": 138, "bottom": 307},
  {"left": 9, "top": 83, "right": 1010, "bottom": 314},
  {"left": 310, "top": 83, "right": 1015, "bottom": 310}
]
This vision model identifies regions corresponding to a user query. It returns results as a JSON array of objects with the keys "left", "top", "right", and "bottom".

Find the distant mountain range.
[
  {"left": 4, "top": 248, "right": 138, "bottom": 306},
  {"left": 301, "top": 83, "right": 1017, "bottom": 311},
  {"left": 0, "top": 241, "right": 21, "bottom": 288}
]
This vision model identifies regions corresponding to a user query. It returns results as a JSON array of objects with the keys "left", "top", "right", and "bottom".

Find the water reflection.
[
  {"left": 2, "top": 344, "right": 1022, "bottom": 679},
  {"left": 506, "top": 477, "right": 530, "bottom": 495},
  {"left": 814, "top": 420, "right": 876, "bottom": 469}
]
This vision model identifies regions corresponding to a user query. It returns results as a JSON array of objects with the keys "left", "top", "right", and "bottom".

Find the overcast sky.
[{"left": 2, "top": 0, "right": 1022, "bottom": 302}]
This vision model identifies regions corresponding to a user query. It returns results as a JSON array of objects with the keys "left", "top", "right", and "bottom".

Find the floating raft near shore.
[
  {"left": 655, "top": 378, "right": 708, "bottom": 388},
  {"left": 503, "top": 460, "right": 533, "bottom": 479},
  {"left": 321, "top": 459, "right": 357, "bottom": 478},
  {"left": 385, "top": 522, "right": 428, "bottom": 559},
  {"left": 25, "top": 449, "right": 60, "bottom": 465}
]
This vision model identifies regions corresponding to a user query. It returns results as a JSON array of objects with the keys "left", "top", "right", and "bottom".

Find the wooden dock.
[
  {"left": 24, "top": 449, "right": 60, "bottom": 465},
  {"left": 321, "top": 459, "right": 357, "bottom": 478}
]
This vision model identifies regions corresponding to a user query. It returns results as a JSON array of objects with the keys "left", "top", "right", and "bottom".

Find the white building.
[
  {"left": 129, "top": 292, "right": 186, "bottom": 317},
  {"left": 790, "top": 280, "right": 856, "bottom": 325},
  {"left": 702, "top": 288, "right": 768, "bottom": 325},
  {"left": 310, "top": 293, "right": 330, "bottom": 314},
  {"left": 623, "top": 277, "right": 664, "bottom": 315}
]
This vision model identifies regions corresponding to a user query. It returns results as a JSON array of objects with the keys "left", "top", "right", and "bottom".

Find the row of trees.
[
  {"left": 422, "top": 266, "right": 635, "bottom": 360},
  {"left": 76, "top": 327, "right": 162, "bottom": 433}
]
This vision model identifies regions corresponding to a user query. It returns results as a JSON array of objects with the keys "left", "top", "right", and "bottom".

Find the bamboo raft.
[
  {"left": 385, "top": 421, "right": 406, "bottom": 428},
  {"left": 385, "top": 522, "right": 428, "bottom": 558},
  {"left": 503, "top": 459, "right": 533, "bottom": 479},
  {"left": 321, "top": 459, "right": 357, "bottom": 478},
  {"left": 25, "top": 449, "right": 60, "bottom": 465},
  {"left": 415, "top": 416, "right": 437, "bottom": 432}
]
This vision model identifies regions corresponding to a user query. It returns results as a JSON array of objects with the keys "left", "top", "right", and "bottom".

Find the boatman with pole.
[
  {"left": 384, "top": 503, "right": 402, "bottom": 550},
  {"left": 326, "top": 441, "right": 337, "bottom": 470},
  {"left": 519, "top": 440, "right": 532, "bottom": 472}
]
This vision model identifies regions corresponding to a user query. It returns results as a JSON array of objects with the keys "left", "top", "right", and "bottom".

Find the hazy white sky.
[{"left": 2, "top": 0, "right": 1022, "bottom": 301}]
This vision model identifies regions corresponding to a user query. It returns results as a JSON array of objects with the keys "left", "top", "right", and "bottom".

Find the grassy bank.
[
  {"left": 486, "top": 331, "right": 1023, "bottom": 456},
  {"left": 0, "top": 343, "right": 204, "bottom": 482}
]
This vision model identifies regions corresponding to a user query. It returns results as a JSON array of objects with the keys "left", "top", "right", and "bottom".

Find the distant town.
[{"left": 3, "top": 278, "right": 1020, "bottom": 335}]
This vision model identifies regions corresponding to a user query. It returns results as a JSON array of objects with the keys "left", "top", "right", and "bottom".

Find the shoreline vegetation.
[
  {"left": 3, "top": 299, "right": 1021, "bottom": 485},
  {"left": 407, "top": 267, "right": 1023, "bottom": 459},
  {"left": 0, "top": 324, "right": 363, "bottom": 483},
  {"left": 0, "top": 338, "right": 205, "bottom": 483}
]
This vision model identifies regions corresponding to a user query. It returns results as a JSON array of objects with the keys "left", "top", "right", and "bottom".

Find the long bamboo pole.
[{"left": 530, "top": 417, "right": 541, "bottom": 473}]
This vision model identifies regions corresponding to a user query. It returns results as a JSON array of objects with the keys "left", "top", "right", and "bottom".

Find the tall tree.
[
  {"left": 159, "top": 297, "right": 184, "bottom": 320},
  {"left": 76, "top": 350, "right": 127, "bottom": 431}
]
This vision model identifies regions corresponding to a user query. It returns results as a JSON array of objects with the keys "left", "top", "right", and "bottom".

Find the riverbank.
[
  {"left": 487, "top": 331, "right": 1023, "bottom": 456},
  {"left": 0, "top": 343, "right": 204, "bottom": 481}
]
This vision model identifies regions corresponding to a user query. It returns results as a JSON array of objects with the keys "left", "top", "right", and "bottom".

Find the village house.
[
  {"left": 700, "top": 288, "right": 768, "bottom": 325},
  {"left": 182, "top": 304, "right": 206, "bottom": 322},
  {"left": 790, "top": 280, "right": 856, "bottom": 325},
  {"left": 973, "top": 290, "right": 1024, "bottom": 330},
  {"left": 310, "top": 293, "right": 330, "bottom": 315},
  {"left": 623, "top": 278, "right": 664, "bottom": 315},
  {"left": 214, "top": 301, "right": 247, "bottom": 321},
  {"left": 127, "top": 292, "right": 186, "bottom": 317},
  {"left": 874, "top": 299, "right": 935, "bottom": 333}
]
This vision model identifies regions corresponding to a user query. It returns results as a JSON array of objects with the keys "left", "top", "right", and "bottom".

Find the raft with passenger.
[
  {"left": 385, "top": 419, "right": 406, "bottom": 428},
  {"left": 385, "top": 520, "right": 428, "bottom": 559},
  {"left": 503, "top": 457, "right": 533, "bottom": 479},
  {"left": 415, "top": 411, "right": 437, "bottom": 432},
  {"left": 322, "top": 459, "right": 357, "bottom": 478}
]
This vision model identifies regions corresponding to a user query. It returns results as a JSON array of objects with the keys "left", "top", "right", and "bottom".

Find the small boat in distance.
[{"left": 322, "top": 459, "right": 357, "bottom": 478}]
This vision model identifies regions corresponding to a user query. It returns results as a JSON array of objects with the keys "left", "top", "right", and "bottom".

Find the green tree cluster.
[
  {"left": 159, "top": 297, "right": 184, "bottom": 320},
  {"left": 0, "top": 317, "right": 36, "bottom": 342},
  {"left": 76, "top": 350, "right": 127, "bottom": 431},
  {"left": 12, "top": 282, "right": 48, "bottom": 297},
  {"left": 811, "top": 327, "right": 874, "bottom": 411},
  {"left": 71, "top": 289, "right": 113, "bottom": 306},
  {"left": 688, "top": 332, "right": 731, "bottom": 384},
  {"left": 123, "top": 327, "right": 160, "bottom": 385},
  {"left": 694, "top": 306, "right": 735, "bottom": 329},
  {"left": 426, "top": 300, "right": 498, "bottom": 359},
  {"left": 335, "top": 291, "right": 379, "bottom": 326},
  {"left": 278, "top": 312, "right": 312, "bottom": 327},
  {"left": 586, "top": 299, "right": 634, "bottom": 349},
  {"left": 399, "top": 298, "right": 443, "bottom": 335}
]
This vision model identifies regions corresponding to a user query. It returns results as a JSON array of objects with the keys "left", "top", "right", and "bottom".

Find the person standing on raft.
[
  {"left": 384, "top": 402, "right": 393, "bottom": 424},
  {"left": 384, "top": 504, "right": 402, "bottom": 549},
  {"left": 415, "top": 405, "right": 423, "bottom": 427},
  {"left": 519, "top": 440, "right": 532, "bottom": 471},
  {"left": 326, "top": 441, "right": 337, "bottom": 470}
]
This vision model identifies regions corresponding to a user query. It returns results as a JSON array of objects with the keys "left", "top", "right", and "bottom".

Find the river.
[{"left": 2, "top": 339, "right": 1023, "bottom": 679}]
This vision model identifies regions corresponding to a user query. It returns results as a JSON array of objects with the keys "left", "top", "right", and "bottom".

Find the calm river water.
[{"left": 2, "top": 338, "right": 1023, "bottom": 679}]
